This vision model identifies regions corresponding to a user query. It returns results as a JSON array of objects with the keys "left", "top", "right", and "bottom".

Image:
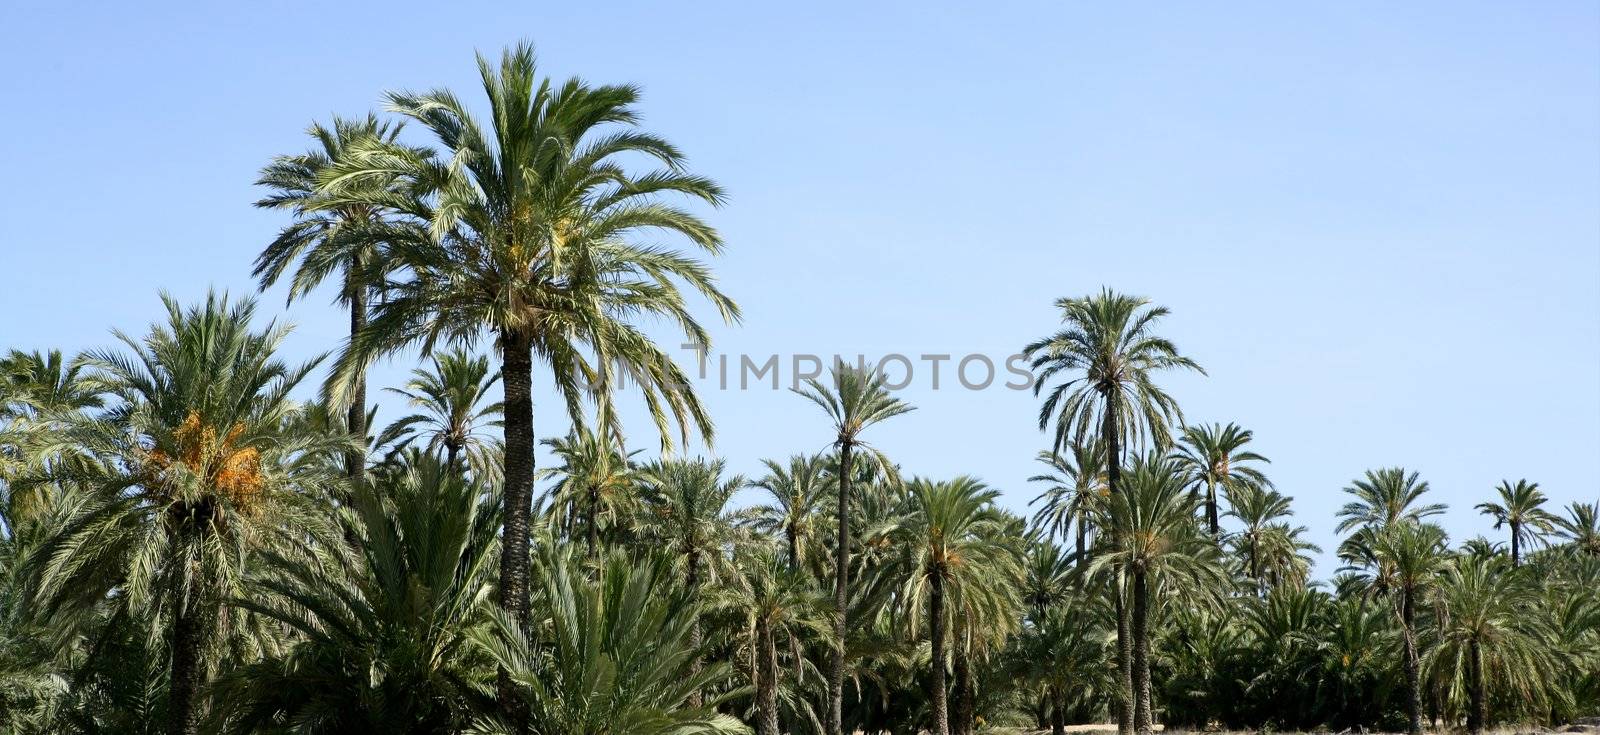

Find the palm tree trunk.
[
  {"left": 1510, "top": 520, "right": 1521, "bottom": 567},
  {"left": 1075, "top": 511, "right": 1087, "bottom": 570},
  {"left": 1102, "top": 399, "right": 1132, "bottom": 735},
  {"left": 445, "top": 441, "right": 461, "bottom": 474},
  {"left": 1131, "top": 568, "right": 1154, "bottom": 735},
  {"left": 787, "top": 522, "right": 800, "bottom": 573},
  {"left": 953, "top": 622, "right": 974, "bottom": 735},
  {"left": 686, "top": 550, "right": 704, "bottom": 709},
  {"left": 496, "top": 328, "right": 535, "bottom": 730},
  {"left": 758, "top": 619, "right": 780, "bottom": 735},
  {"left": 929, "top": 571, "right": 950, "bottom": 735},
  {"left": 586, "top": 484, "right": 599, "bottom": 557},
  {"left": 167, "top": 532, "right": 213, "bottom": 735},
  {"left": 1050, "top": 685, "right": 1066, "bottom": 735},
  {"left": 1115, "top": 574, "right": 1134, "bottom": 735},
  {"left": 1468, "top": 638, "right": 1487, "bottom": 734},
  {"left": 1401, "top": 591, "right": 1423, "bottom": 735},
  {"left": 344, "top": 263, "right": 368, "bottom": 484},
  {"left": 1206, "top": 479, "right": 1219, "bottom": 537},
  {"left": 828, "top": 441, "right": 853, "bottom": 735}
]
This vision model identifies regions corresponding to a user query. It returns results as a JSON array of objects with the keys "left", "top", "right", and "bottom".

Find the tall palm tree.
[
  {"left": 254, "top": 114, "right": 408, "bottom": 484},
  {"left": 378, "top": 347, "right": 503, "bottom": 475},
  {"left": 210, "top": 452, "right": 497, "bottom": 734},
  {"left": 1335, "top": 467, "right": 1446, "bottom": 534},
  {"left": 1226, "top": 485, "right": 1318, "bottom": 591},
  {"left": 540, "top": 427, "right": 639, "bottom": 556},
  {"left": 0, "top": 350, "right": 104, "bottom": 527},
  {"left": 315, "top": 45, "right": 739, "bottom": 716},
  {"left": 1553, "top": 501, "right": 1600, "bottom": 556},
  {"left": 1026, "top": 441, "right": 1105, "bottom": 565},
  {"left": 1174, "top": 422, "right": 1271, "bottom": 537},
  {"left": 636, "top": 458, "right": 745, "bottom": 707},
  {"left": 1024, "top": 288, "right": 1202, "bottom": 735},
  {"left": 874, "top": 476, "right": 1018, "bottom": 735},
  {"left": 1475, "top": 480, "right": 1557, "bottom": 567},
  {"left": 792, "top": 363, "right": 913, "bottom": 735},
  {"left": 29, "top": 292, "right": 347, "bottom": 735},
  {"left": 711, "top": 546, "right": 835, "bottom": 735},
  {"left": 1367, "top": 521, "right": 1450, "bottom": 735},
  {"left": 1426, "top": 555, "right": 1556, "bottom": 734},
  {"left": 745, "top": 454, "right": 834, "bottom": 573},
  {"left": 473, "top": 550, "right": 748, "bottom": 735},
  {"left": 1087, "top": 455, "right": 1227, "bottom": 735}
]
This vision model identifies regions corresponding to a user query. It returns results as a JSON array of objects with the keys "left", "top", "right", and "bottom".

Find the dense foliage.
[{"left": 2, "top": 41, "right": 1597, "bottom": 735}]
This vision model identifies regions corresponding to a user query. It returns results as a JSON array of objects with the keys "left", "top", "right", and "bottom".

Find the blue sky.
[{"left": 2, "top": 1, "right": 1597, "bottom": 575}]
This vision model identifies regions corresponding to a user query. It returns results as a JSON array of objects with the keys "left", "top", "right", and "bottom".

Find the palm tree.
[
  {"left": 792, "top": 363, "right": 913, "bottom": 735},
  {"left": 745, "top": 454, "right": 833, "bottom": 573},
  {"left": 1087, "top": 455, "right": 1227, "bottom": 735},
  {"left": 874, "top": 476, "right": 1018, "bottom": 735},
  {"left": 1335, "top": 467, "right": 1446, "bottom": 534},
  {"left": 1024, "top": 289, "right": 1202, "bottom": 735},
  {"left": 1427, "top": 555, "right": 1556, "bottom": 734},
  {"left": 1174, "top": 422, "right": 1271, "bottom": 537},
  {"left": 1367, "top": 521, "right": 1450, "bottom": 735},
  {"left": 1021, "top": 541, "right": 1073, "bottom": 623},
  {"left": 210, "top": 452, "right": 497, "bottom": 733},
  {"left": 1475, "top": 480, "right": 1557, "bottom": 567},
  {"left": 315, "top": 46, "right": 739, "bottom": 717},
  {"left": 636, "top": 458, "right": 745, "bottom": 707},
  {"left": 378, "top": 347, "right": 503, "bottom": 475},
  {"left": 254, "top": 114, "right": 408, "bottom": 484},
  {"left": 1553, "top": 501, "right": 1600, "bottom": 556},
  {"left": 29, "top": 292, "right": 347, "bottom": 735},
  {"left": 0, "top": 349, "right": 104, "bottom": 527},
  {"left": 1027, "top": 441, "right": 1105, "bottom": 565},
  {"left": 1226, "top": 485, "right": 1318, "bottom": 591},
  {"left": 540, "top": 427, "right": 639, "bottom": 556},
  {"left": 473, "top": 550, "right": 749, "bottom": 735},
  {"left": 712, "top": 546, "right": 835, "bottom": 735}
]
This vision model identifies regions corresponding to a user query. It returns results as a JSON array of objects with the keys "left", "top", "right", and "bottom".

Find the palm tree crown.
[{"left": 1475, "top": 479, "right": 1557, "bottom": 567}]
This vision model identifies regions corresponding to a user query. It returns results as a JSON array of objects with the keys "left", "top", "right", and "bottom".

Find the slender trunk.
[
  {"left": 1131, "top": 569, "right": 1154, "bottom": 735},
  {"left": 757, "top": 619, "right": 780, "bottom": 735},
  {"left": 1050, "top": 685, "right": 1066, "bottom": 735},
  {"left": 1468, "top": 638, "right": 1487, "bottom": 735},
  {"left": 1249, "top": 533, "right": 1261, "bottom": 592},
  {"left": 828, "top": 441, "right": 853, "bottom": 735},
  {"left": 1076, "top": 510, "right": 1088, "bottom": 570},
  {"left": 445, "top": 441, "right": 461, "bottom": 474},
  {"left": 953, "top": 619, "right": 973, "bottom": 735},
  {"left": 167, "top": 528, "right": 213, "bottom": 735},
  {"left": 686, "top": 550, "right": 704, "bottom": 708},
  {"left": 496, "top": 328, "right": 535, "bottom": 730},
  {"left": 586, "top": 484, "right": 599, "bottom": 557},
  {"left": 1510, "top": 520, "right": 1521, "bottom": 567},
  {"left": 787, "top": 521, "right": 799, "bottom": 572},
  {"left": 1206, "top": 479, "right": 1219, "bottom": 537},
  {"left": 929, "top": 571, "right": 950, "bottom": 735},
  {"left": 1115, "top": 574, "right": 1134, "bottom": 735},
  {"left": 1401, "top": 590, "right": 1423, "bottom": 735},
  {"left": 344, "top": 263, "right": 368, "bottom": 484},
  {"left": 1102, "top": 399, "right": 1132, "bottom": 735}
]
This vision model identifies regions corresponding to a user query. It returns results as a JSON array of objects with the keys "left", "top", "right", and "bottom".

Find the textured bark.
[
  {"left": 1132, "top": 569, "right": 1154, "bottom": 735},
  {"left": 167, "top": 530, "right": 213, "bottom": 735},
  {"left": 344, "top": 262, "right": 368, "bottom": 484},
  {"left": 1401, "top": 591, "right": 1423, "bottom": 735},
  {"left": 1511, "top": 520, "right": 1522, "bottom": 567},
  {"left": 586, "top": 484, "right": 599, "bottom": 557},
  {"left": 1050, "top": 686, "right": 1067, "bottom": 735},
  {"left": 1206, "top": 479, "right": 1220, "bottom": 537},
  {"left": 953, "top": 625, "right": 974, "bottom": 735},
  {"left": 1103, "top": 397, "right": 1132, "bottom": 735},
  {"left": 929, "top": 572, "right": 950, "bottom": 735},
  {"left": 1468, "top": 638, "right": 1487, "bottom": 735},
  {"left": 827, "top": 441, "right": 853, "bottom": 735},
  {"left": 757, "top": 620, "right": 780, "bottom": 735},
  {"left": 496, "top": 328, "right": 535, "bottom": 730},
  {"left": 686, "top": 551, "right": 704, "bottom": 709},
  {"left": 787, "top": 522, "right": 800, "bottom": 573}
]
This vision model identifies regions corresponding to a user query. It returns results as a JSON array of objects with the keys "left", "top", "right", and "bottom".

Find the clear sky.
[{"left": 3, "top": 1, "right": 1597, "bottom": 576}]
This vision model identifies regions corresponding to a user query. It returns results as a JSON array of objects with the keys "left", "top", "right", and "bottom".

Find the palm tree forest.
[{"left": 2, "top": 41, "right": 1598, "bottom": 735}]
